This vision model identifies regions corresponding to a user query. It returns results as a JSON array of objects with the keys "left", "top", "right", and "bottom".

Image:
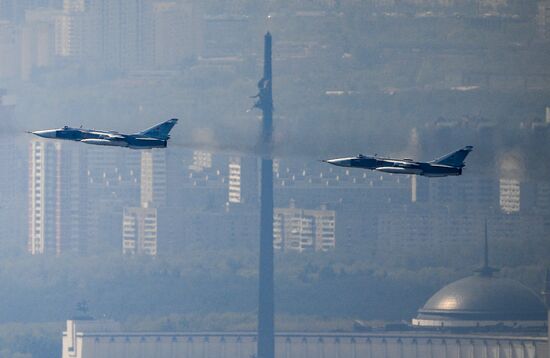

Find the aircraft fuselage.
[
  {"left": 30, "top": 118, "right": 178, "bottom": 150},
  {"left": 322, "top": 147, "right": 472, "bottom": 177}
]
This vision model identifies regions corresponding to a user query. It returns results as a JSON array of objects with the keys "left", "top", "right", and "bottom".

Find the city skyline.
[{"left": 0, "top": 0, "right": 548, "bottom": 356}]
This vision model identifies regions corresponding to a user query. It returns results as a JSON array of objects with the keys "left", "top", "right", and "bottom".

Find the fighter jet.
[
  {"left": 30, "top": 118, "right": 178, "bottom": 149},
  {"left": 323, "top": 146, "right": 473, "bottom": 177}
]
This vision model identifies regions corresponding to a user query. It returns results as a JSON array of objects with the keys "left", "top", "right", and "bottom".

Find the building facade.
[
  {"left": 122, "top": 149, "right": 166, "bottom": 256},
  {"left": 84, "top": 146, "right": 140, "bottom": 253},
  {"left": 62, "top": 320, "right": 549, "bottom": 358},
  {"left": 274, "top": 200, "right": 336, "bottom": 252},
  {"left": 57, "top": 0, "right": 154, "bottom": 69},
  {"left": 21, "top": 9, "right": 58, "bottom": 80},
  {"left": 538, "top": 0, "right": 550, "bottom": 41},
  {"left": 140, "top": 149, "right": 166, "bottom": 207},
  {"left": 500, "top": 178, "right": 521, "bottom": 213},
  {"left": 0, "top": 20, "right": 20, "bottom": 78},
  {"left": 152, "top": 0, "right": 202, "bottom": 68},
  {"left": 228, "top": 156, "right": 258, "bottom": 206},
  {"left": 28, "top": 140, "right": 86, "bottom": 255},
  {"left": 122, "top": 206, "right": 158, "bottom": 256}
]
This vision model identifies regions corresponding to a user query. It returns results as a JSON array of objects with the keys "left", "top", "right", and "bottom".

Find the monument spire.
[
  {"left": 544, "top": 268, "right": 550, "bottom": 358},
  {"left": 255, "top": 32, "right": 275, "bottom": 358},
  {"left": 475, "top": 219, "right": 498, "bottom": 277},
  {"left": 543, "top": 268, "right": 550, "bottom": 307},
  {"left": 483, "top": 219, "right": 489, "bottom": 269}
]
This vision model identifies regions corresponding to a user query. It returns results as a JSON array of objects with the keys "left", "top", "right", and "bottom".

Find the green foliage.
[
  {"left": 0, "top": 323, "right": 62, "bottom": 358},
  {"left": 0, "top": 241, "right": 544, "bottom": 325}
]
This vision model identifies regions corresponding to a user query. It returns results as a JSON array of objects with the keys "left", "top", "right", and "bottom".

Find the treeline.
[
  {"left": 0, "top": 239, "right": 545, "bottom": 356},
  {"left": 0, "top": 241, "right": 546, "bottom": 325}
]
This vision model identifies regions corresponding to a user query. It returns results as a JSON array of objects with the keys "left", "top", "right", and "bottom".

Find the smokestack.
[{"left": 255, "top": 32, "right": 275, "bottom": 358}]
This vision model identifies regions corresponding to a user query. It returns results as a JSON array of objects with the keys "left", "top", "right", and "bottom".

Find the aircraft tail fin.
[
  {"left": 430, "top": 146, "right": 473, "bottom": 167},
  {"left": 137, "top": 118, "right": 178, "bottom": 140}
]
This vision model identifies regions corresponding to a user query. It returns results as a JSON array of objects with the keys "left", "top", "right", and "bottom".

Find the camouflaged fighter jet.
[
  {"left": 323, "top": 146, "right": 473, "bottom": 177},
  {"left": 30, "top": 118, "right": 178, "bottom": 149}
]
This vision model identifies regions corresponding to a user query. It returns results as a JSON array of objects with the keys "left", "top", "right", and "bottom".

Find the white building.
[
  {"left": 62, "top": 319, "right": 549, "bottom": 358},
  {"left": 122, "top": 149, "right": 166, "bottom": 256},
  {"left": 140, "top": 149, "right": 166, "bottom": 207},
  {"left": 228, "top": 156, "right": 258, "bottom": 206},
  {"left": 189, "top": 150, "right": 212, "bottom": 172},
  {"left": 28, "top": 140, "right": 85, "bottom": 255},
  {"left": 500, "top": 178, "right": 520, "bottom": 213},
  {"left": 63, "top": 319, "right": 121, "bottom": 358},
  {"left": 228, "top": 158, "right": 242, "bottom": 204},
  {"left": 274, "top": 201, "right": 336, "bottom": 252},
  {"left": 122, "top": 206, "right": 158, "bottom": 256}
]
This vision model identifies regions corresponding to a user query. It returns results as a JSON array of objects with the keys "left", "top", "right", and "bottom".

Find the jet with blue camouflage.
[
  {"left": 323, "top": 146, "right": 473, "bottom": 177},
  {"left": 30, "top": 118, "right": 178, "bottom": 149}
]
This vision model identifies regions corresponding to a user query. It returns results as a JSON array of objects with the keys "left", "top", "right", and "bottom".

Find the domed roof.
[
  {"left": 415, "top": 222, "right": 548, "bottom": 327},
  {"left": 416, "top": 274, "right": 547, "bottom": 322}
]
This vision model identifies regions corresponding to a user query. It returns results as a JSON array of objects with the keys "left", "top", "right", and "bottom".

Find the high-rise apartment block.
[
  {"left": 189, "top": 150, "right": 212, "bottom": 172},
  {"left": 500, "top": 178, "right": 521, "bottom": 213},
  {"left": 228, "top": 158, "right": 242, "bottom": 204},
  {"left": 57, "top": 0, "right": 154, "bottom": 70},
  {"left": 57, "top": 4, "right": 85, "bottom": 58},
  {"left": 140, "top": 149, "right": 166, "bottom": 207},
  {"left": 228, "top": 156, "right": 258, "bottom": 206},
  {"left": 0, "top": 21, "right": 19, "bottom": 78},
  {"left": 101, "top": 0, "right": 154, "bottom": 70},
  {"left": 274, "top": 201, "right": 336, "bottom": 252},
  {"left": 152, "top": 1, "right": 202, "bottom": 68},
  {"left": 538, "top": 0, "right": 550, "bottom": 40},
  {"left": 0, "top": 90, "right": 25, "bottom": 252},
  {"left": 123, "top": 150, "right": 166, "bottom": 256},
  {"left": 21, "top": 9, "right": 58, "bottom": 80},
  {"left": 63, "top": 0, "right": 84, "bottom": 12},
  {"left": 28, "top": 140, "right": 86, "bottom": 255},
  {"left": 122, "top": 206, "right": 158, "bottom": 256},
  {"left": 85, "top": 146, "right": 140, "bottom": 253},
  {"left": 0, "top": 0, "right": 59, "bottom": 24}
]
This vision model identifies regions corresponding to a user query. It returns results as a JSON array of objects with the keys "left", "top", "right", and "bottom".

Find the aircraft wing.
[
  {"left": 132, "top": 136, "right": 165, "bottom": 142},
  {"left": 391, "top": 160, "right": 420, "bottom": 168},
  {"left": 99, "top": 133, "right": 125, "bottom": 140}
]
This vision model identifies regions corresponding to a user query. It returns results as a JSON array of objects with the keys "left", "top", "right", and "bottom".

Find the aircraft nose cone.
[
  {"left": 323, "top": 158, "right": 351, "bottom": 167},
  {"left": 31, "top": 130, "right": 57, "bottom": 139}
]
